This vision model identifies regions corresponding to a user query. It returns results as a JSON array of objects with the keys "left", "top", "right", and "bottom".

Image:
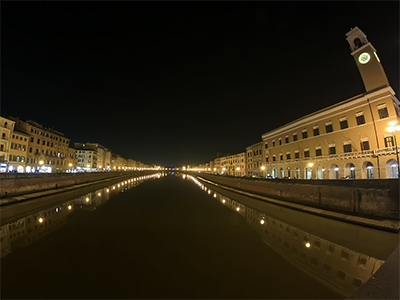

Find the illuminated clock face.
[{"left": 358, "top": 52, "right": 370, "bottom": 64}]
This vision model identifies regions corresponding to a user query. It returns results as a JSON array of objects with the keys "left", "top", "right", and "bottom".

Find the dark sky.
[{"left": 3, "top": 2, "right": 399, "bottom": 167}]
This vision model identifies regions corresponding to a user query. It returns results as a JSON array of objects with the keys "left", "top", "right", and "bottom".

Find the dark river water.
[{"left": 1, "top": 172, "right": 398, "bottom": 299}]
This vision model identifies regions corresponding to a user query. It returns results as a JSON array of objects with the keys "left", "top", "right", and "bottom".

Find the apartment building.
[
  {"left": 9, "top": 117, "right": 71, "bottom": 173},
  {"left": 0, "top": 116, "right": 15, "bottom": 172},
  {"left": 220, "top": 152, "right": 246, "bottom": 177},
  {"left": 246, "top": 141, "right": 264, "bottom": 177},
  {"left": 8, "top": 130, "right": 30, "bottom": 173}
]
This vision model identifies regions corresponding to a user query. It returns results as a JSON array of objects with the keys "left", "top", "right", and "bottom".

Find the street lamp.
[
  {"left": 387, "top": 121, "right": 400, "bottom": 178},
  {"left": 39, "top": 161, "right": 44, "bottom": 165},
  {"left": 261, "top": 165, "right": 266, "bottom": 178}
]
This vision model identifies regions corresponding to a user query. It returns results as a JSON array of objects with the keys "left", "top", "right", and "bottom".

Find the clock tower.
[{"left": 346, "top": 27, "right": 390, "bottom": 92}]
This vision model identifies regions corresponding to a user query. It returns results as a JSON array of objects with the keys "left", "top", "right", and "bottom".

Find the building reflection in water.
[
  {"left": 0, "top": 173, "right": 162, "bottom": 259},
  {"left": 183, "top": 174, "right": 385, "bottom": 298}
]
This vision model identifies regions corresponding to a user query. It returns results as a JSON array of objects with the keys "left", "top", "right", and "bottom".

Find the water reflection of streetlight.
[{"left": 387, "top": 121, "right": 400, "bottom": 178}]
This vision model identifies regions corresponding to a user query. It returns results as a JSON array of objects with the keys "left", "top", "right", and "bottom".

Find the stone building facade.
[{"left": 261, "top": 27, "right": 399, "bottom": 179}]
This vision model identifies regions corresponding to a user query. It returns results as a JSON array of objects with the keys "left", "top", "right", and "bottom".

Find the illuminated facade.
[
  {"left": 220, "top": 152, "right": 246, "bottom": 176},
  {"left": 9, "top": 117, "right": 71, "bottom": 173},
  {"left": 245, "top": 141, "right": 263, "bottom": 177},
  {"left": 66, "top": 147, "right": 78, "bottom": 171},
  {"left": 8, "top": 130, "right": 29, "bottom": 173},
  {"left": 261, "top": 27, "right": 399, "bottom": 179},
  {"left": 0, "top": 116, "right": 15, "bottom": 171},
  {"left": 75, "top": 142, "right": 111, "bottom": 170}
]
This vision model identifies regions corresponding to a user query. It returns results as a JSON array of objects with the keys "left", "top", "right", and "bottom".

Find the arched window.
[
  {"left": 280, "top": 168, "right": 284, "bottom": 178},
  {"left": 366, "top": 162, "right": 374, "bottom": 179},
  {"left": 386, "top": 159, "right": 399, "bottom": 178},
  {"left": 345, "top": 163, "right": 356, "bottom": 179},
  {"left": 329, "top": 164, "right": 339, "bottom": 179},
  {"left": 295, "top": 167, "right": 301, "bottom": 179},
  {"left": 317, "top": 165, "right": 324, "bottom": 179}
]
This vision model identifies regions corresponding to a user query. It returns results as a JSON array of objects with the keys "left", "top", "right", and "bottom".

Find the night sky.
[{"left": 3, "top": 2, "right": 399, "bottom": 167}]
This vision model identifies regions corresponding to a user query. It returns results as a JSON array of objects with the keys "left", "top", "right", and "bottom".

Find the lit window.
[{"left": 384, "top": 136, "right": 394, "bottom": 148}]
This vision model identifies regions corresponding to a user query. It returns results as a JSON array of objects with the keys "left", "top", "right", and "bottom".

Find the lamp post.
[
  {"left": 261, "top": 166, "right": 265, "bottom": 178},
  {"left": 387, "top": 121, "right": 400, "bottom": 178}
]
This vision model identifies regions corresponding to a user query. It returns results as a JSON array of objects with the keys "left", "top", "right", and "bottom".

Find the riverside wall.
[
  {"left": 0, "top": 171, "right": 154, "bottom": 198},
  {"left": 196, "top": 173, "right": 400, "bottom": 220}
]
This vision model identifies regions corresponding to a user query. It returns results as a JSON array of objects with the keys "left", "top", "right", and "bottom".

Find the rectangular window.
[
  {"left": 302, "top": 131, "right": 308, "bottom": 139},
  {"left": 285, "top": 136, "right": 289, "bottom": 143},
  {"left": 313, "top": 128, "right": 320, "bottom": 136},
  {"left": 31, "top": 137, "right": 34, "bottom": 142},
  {"left": 286, "top": 153, "right": 291, "bottom": 160},
  {"left": 360, "top": 141, "right": 370, "bottom": 150},
  {"left": 37, "top": 138, "right": 40, "bottom": 144},
  {"left": 35, "top": 149, "right": 39, "bottom": 154},
  {"left": 384, "top": 136, "right": 394, "bottom": 147},
  {"left": 273, "top": 155, "right": 276, "bottom": 162},
  {"left": 356, "top": 114, "right": 366, "bottom": 125},
  {"left": 293, "top": 133, "right": 298, "bottom": 141},
  {"left": 280, "top": 154, "right": 283, "bottom": 161},
  {"left": 266, "top": 156, "right": 269, "bottom": 162},
  {"left": 279, "top": 139, "right": 282, "bottom": 146},
  {"left": 340, "top": 118, "right": 348, "bottom": 130},
  {"left": 304, "top": 150, "right": 310, "bottom": 157},
  {"left": 316, "top": 149, "right": 322, "bottom": 156},
  {"left": 29, "top": 147, "right": 32, "bottom": 153},
  {"left": 272, "top": 141, "right": 275, "bottom": 147},
  {"left": 11, "top": 143, "right": 14, "bottom": 149},
  {"left": 265, "top": 143, "right": 268, "bottom": 149},
  {"left": 295, "top": 152, "right": 300, "bottom": 159},
  {"left": 329, "top": 146, "right": 336, "bottom": 155},
  {"left": 378, "top": 106, "right": 389, "bottom": 119},
  {"left": 42, "top": 140, "right": 46, "bottom": 145},
  {"left": 343, "top": 144, "right": 352, "bottom": 153},
  {"left": 325, "top": 123, "right": 333, "bottom": 133}
]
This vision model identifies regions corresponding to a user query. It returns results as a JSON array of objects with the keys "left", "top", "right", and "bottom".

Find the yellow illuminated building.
[
  {"left": 220, "top": 152, "right": 246, "bottom": 176},
  {"left": 8, "top": 130, "right": 29, "bottom": 173},
  {"left": 246, "top": 141, "right": 263, "bottom": 177},
  {"left": 0, "top": 116, "right": 16, "bottom": 170},
  {"left": 9, "top": 117, "right": 71, "bottom": 173},
  {"left": 261, "top": 27, "right": 399, "bottom": 179}
]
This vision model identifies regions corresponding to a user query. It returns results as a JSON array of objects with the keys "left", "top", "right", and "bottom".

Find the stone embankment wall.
[
  {"left": 197, "top": 174, "right": 399, "bottom": 220},
  {"left": 0, "top": 171, "right": 152, "bottom": 198}
]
